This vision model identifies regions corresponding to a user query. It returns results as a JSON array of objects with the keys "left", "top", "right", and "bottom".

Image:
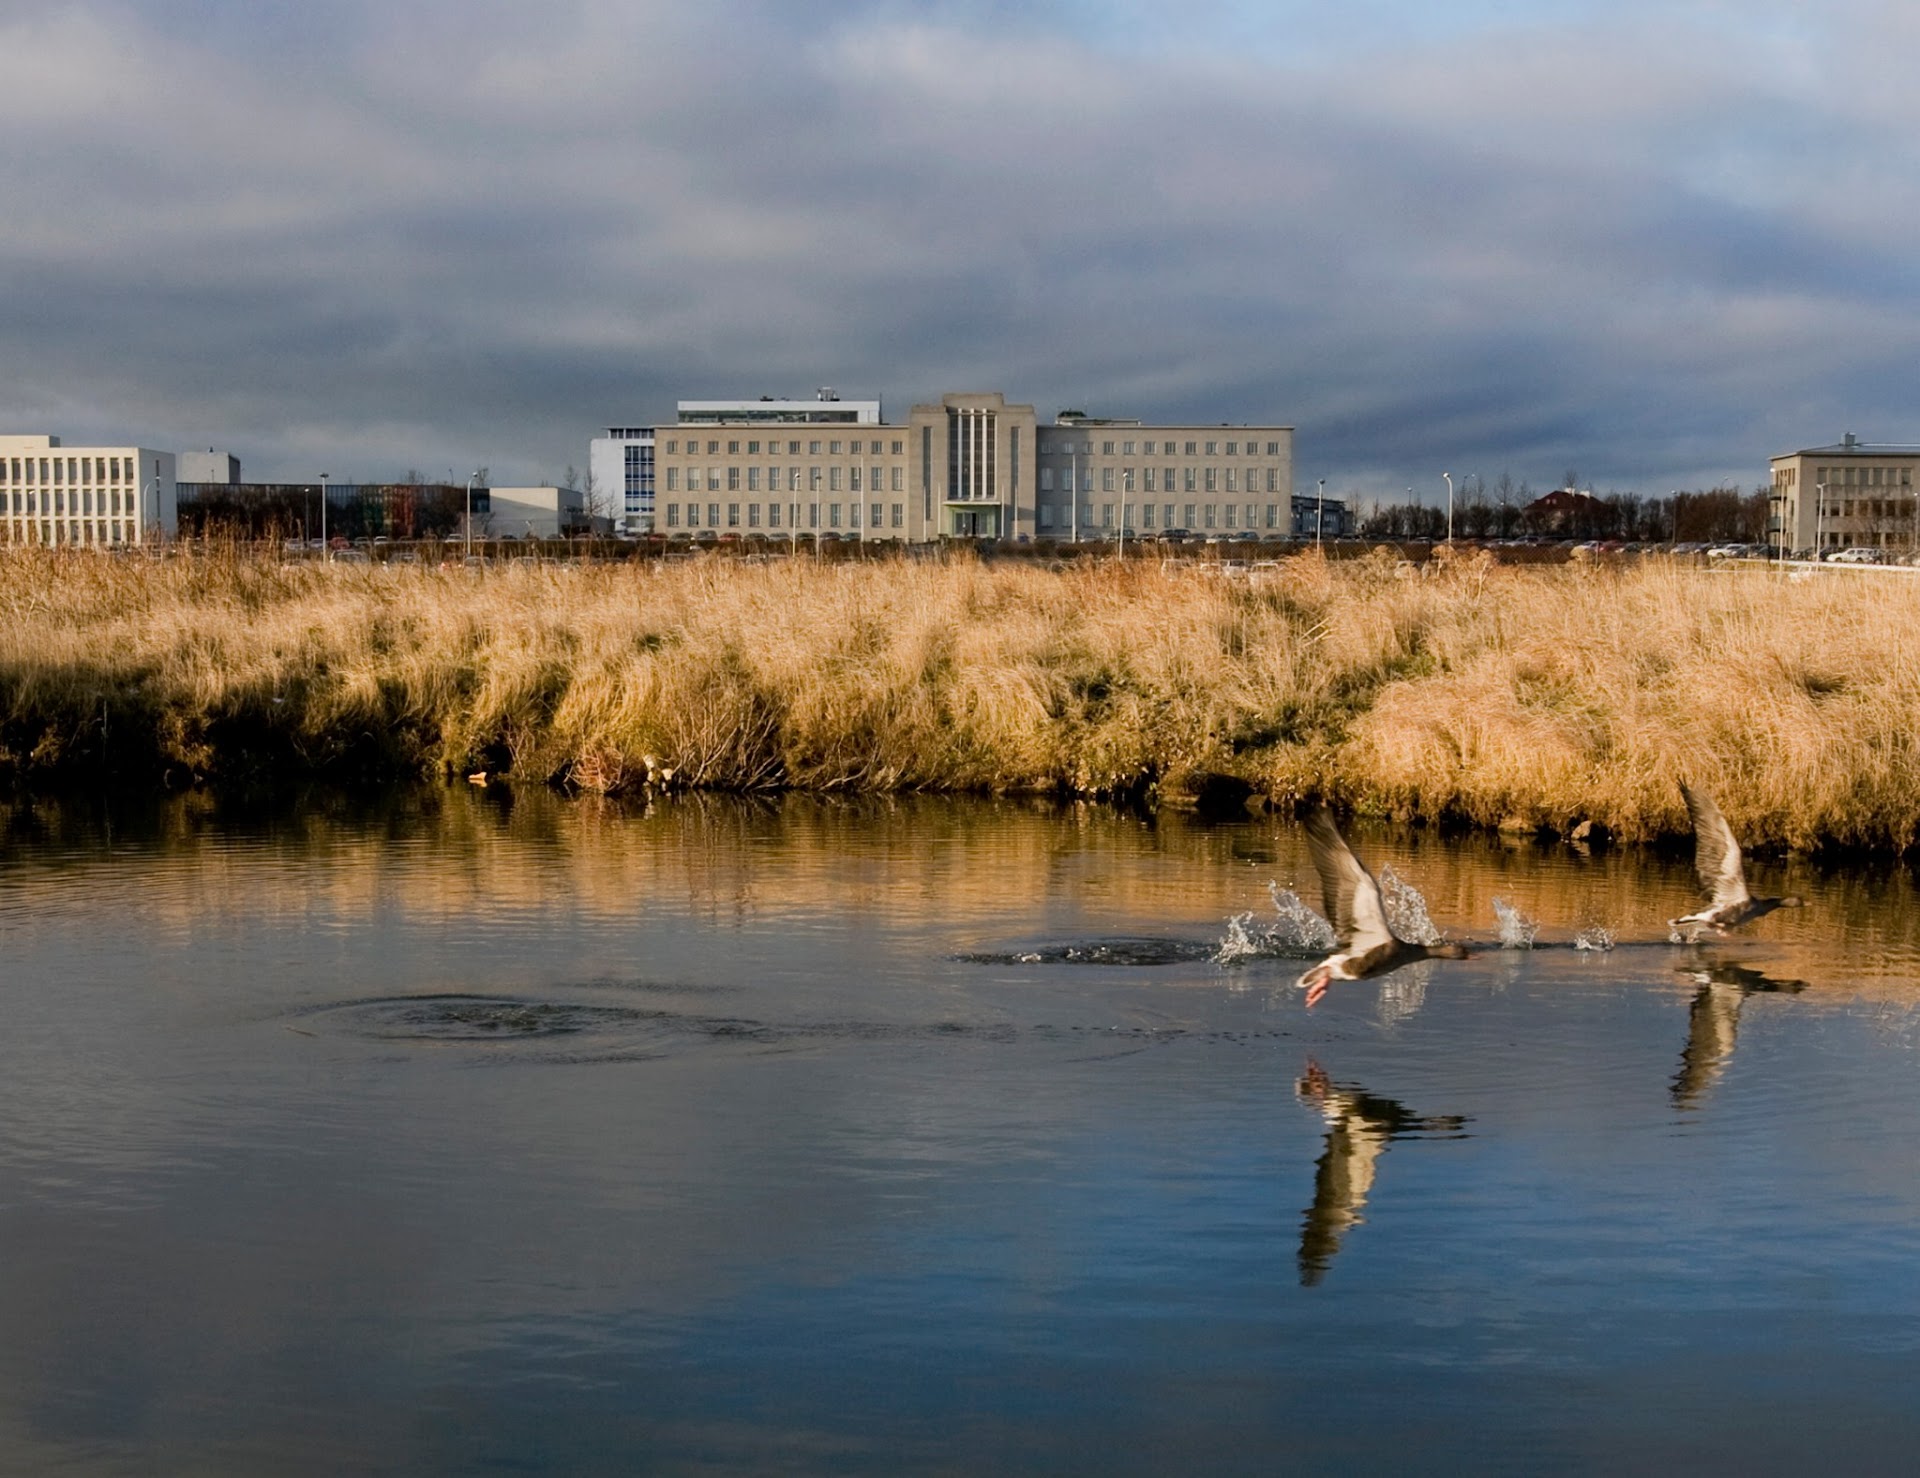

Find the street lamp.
[
  {"left": 465, "top": 471, "right": 479, "bottom": 560},
  {"left": 1316, "top": 478, "right": 1326, "bottom": 547},
  {"left": 1442, "top": 471, "right": 1455, "bottom": 544},
  {"left": 1814, "top": 482, "right": 1827, "bottom": 561},
  {"left": 320, "top": 473, "right": 330, "bottom": 559}
]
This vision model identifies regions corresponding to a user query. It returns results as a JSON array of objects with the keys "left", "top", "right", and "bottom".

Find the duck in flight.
[
  {"left": 1670, "top": 782, "right": 1805, "bottom": 941},
  {"left": 1296, "top": 806, "right": 1472, "bottom": 1007}
]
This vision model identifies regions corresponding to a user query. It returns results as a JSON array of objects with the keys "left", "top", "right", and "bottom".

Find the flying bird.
[
  {"left": 1296, "top": 806, "right": 1471, "bottom": 1006},
  {"left": 1670, "top": 782, "right": 1805, "bottom": 940}
]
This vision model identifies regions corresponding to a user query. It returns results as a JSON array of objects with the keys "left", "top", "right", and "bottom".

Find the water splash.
[
  {"left": 1215, "top": 884, "right": 1336, "bottom": 963},
  {"left": 1575, "top": 926, "right": 1616, "bottom": 952},
  {"left": 1492, "top": 898, "right": 1538, "bottom": 949},
  {"left": 1377, "top": 866, "right": 1442, "bottom": 946}
]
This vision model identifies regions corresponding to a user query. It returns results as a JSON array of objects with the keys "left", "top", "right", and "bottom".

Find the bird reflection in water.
[
  {"left": 1295, "top": 1059, "right": 1470, "bottom": 1286},
  {"left": 1670, "top": 959, "right": 1808, "bottom": 1110}
]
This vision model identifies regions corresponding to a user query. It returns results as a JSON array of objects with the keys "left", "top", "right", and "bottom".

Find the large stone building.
[
  {"left": 1770, "top": 434, "right": 1920, "bottom": 554},
  {"left": 0, "top": 434, "right": 176, "bottom": 546},
  {"left": 648, "top": 389, "right": 1297, "bottom": 541}
]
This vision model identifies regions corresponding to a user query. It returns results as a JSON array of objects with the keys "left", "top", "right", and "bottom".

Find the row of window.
[
  {"left": 666, "top": 466, "right": 907, "bottom": 494},
  {"left": 663, "top": 501, "right": 906, "bottom": 530},
  {"left": 663, "top": 437, "right": 906, "bottom": 457},
  {"left": 2, "top": 456, "right": 137, "bottom": 486},
  {"left": 1038, "top": 503, "right": 1282, "bottom": 531},
  {"left": 5, "top": 489, "right": 142, "bottom": 516},
  {"left": 1811, "top": 465, "right": 1914, "bottom": 488},
  {"left": 0, "top": 518, "right": 141, "bottom": 545},
  {"left": 1039, "top": 439, "right": 1284, "bottom": 458},
  {"left": 1039, "top": 467, "right": 1284, "bottom": 494}
]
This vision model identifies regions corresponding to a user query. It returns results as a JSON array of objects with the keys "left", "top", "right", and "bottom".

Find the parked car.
[{"left": 1829, "top": 547, "right": 1884, "bottom": 564}]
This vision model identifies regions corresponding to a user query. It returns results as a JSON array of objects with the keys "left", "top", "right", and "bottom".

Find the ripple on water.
[
  {"left": 954, "top": 938, "right": 1220, "bottom": 967},
  {"left": 300, "top": 994, "right": 653, "bottom": 1043}
]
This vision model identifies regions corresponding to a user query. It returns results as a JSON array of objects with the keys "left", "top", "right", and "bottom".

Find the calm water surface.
[{"left": 2, "top": 789, "right": 1919, "bottom": 1475}]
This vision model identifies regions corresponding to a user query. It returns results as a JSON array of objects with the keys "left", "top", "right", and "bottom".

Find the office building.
[
  {"left": 650, "top": 390, "right": 1296, "bottom": 542},
  {"left": 0, "top": 434, "right": 176, "bottom": 546},
  {"left": 1770, "top": 434, "right": 1920, "bottom": 554}
]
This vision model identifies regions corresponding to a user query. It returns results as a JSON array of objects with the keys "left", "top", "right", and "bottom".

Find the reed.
[{"left": 1, "top": 545, "right": 1915, "bottom": 850}]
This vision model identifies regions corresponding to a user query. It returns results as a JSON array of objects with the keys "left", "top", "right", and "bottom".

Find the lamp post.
[
  {"left": 1442, "top": 471, "right": 1454, "bottom": 544},
  {"left": 319, "top": 473, "right": 330, "bottom": 560},
  {"left": 1814, "top": 482, "right": 1827, "bottom": 561},
  {"left": 1316, "top": 478, "right": 1326, "bottom": 547},
  {"left": 465, "top": 472, "right": 478, "bottom": 560},
  {"left": 1070, "top": 449, "right": 1080, "bottom": 545}
]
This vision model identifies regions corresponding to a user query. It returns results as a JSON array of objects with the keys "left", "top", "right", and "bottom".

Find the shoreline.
[{"left": 1, "top": 547, "right": 1913, "bottom": 853}]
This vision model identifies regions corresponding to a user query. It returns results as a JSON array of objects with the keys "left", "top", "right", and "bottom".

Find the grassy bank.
[{"left": 1, "top": 547, "right": 1914, "bottom": 851}]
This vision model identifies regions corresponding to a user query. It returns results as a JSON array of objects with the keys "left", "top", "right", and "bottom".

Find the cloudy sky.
[{"left": 4, "top": 0, "right": 1914, "bottom": 500}]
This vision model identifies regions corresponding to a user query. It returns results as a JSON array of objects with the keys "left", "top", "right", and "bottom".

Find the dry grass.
[{"left": 1, "top": 545, "right": 1916, "bottom": 850}]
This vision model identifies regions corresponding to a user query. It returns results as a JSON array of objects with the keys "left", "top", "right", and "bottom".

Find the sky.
[{"left": 3, "top": 0, "right": 1916, "bottom": 502}]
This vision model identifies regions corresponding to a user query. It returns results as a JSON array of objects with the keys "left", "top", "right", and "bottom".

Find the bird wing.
[
  {"left": 1680, "top": 782, "right": 1750, "bottom": 909},
  {"left": 1304, "top": 807, "right": 1397, "bottom": 951}
]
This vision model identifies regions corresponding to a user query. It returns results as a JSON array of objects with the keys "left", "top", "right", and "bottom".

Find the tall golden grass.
[{"left": 1, "top": 545, "right": 1914, "bottom": 850}]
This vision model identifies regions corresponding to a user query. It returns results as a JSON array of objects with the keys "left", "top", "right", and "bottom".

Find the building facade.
[
  {"left": 0, "top": 434, "right": 176, "bottom": 546},
  {"left": 649, "top": 391, "right": 1296, "bottom": 542},
  {"left": 1770, "top": 434, "right": 1920, "bottom": 554},
  {"left": 588, "top": 427, "right": 654, "bottom": 536}
]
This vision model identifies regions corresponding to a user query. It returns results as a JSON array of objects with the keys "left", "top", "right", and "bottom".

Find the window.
[
  {"left": 686, "top": 503, "right": 698, "bottom": 527},
  {"left": 891, "top": 503, "right": 903, "bottom": 528},
  {"left": 708, "top": 503, "right": 720, "bottom": 526},
  {"left": 1101, "top": 504, "right": 1113, "bottom": 528},
  {"left": 1039, "top": 503, "right": 1054, "bottom": 529},
  {"left": 830, "top": 467, "right": 843, "bottom": 492},
  {"left": 1226, "top": 504, "right": 1238, "bottom": 528},
  {"left": 748, "top": 503, "right": 760, "bottom": 527},
  {"left": 1041, "top": 468, "right": 1053, "bottom": 491},
  {"left": 1205, "top": 441, "right": 1217, "bottom": 455},
  {"left": 1123, "top": 469, "right": 1135, "bottom": 493},
  {"left": 727, "top": 440, "right": 740, "bottom": 455},
  {"left": 748, "top": 440, "right": 760, "bottom": 454},
  {"left": 1143, "top": 503, "right": 1156, "bottom": 529},
  {"left": 1205, "top": 468, "right": 1217, "bottom": 493},
  {"left": 809, "top": 468, "right": 822, "bottom": 492},
  {"left": 727, "top": 467, "right": 740, "bottom": 491},
  {"left": 1204, "top": 504, "right": 1217, "bottom": 529},
  {"left": 707, "top": 441, "right": 719, "bottom": 455},
  {"left": 1123, "top": 441, "right": 1135, "bottom": 455},
  {"left": 1227, "top": 470, "right": 1238, "bottom": 493},
  {"left": 1103, "top": 440, "right": 1115, "bottom": 455},
  {"left": 891, "top": 467, "right": 903, "bottom": 493},
  {"left": 666, "top": 469, "right": 679, "bottom": 491},
  {"left": 769, "top": 466, "right": 782, "bottom": 490},
  {"left": 1102, "top": 468, "right": 1114, "bottom": 493},
  {"left": 1225, "top": 442, "right": 1237, "bottom": 456},
  {"left": 1184, "top": 468, "right": 1196, "bottom": 493},
  {"left": 829, "top": 503, "right": 842, "bottom": 527},
  {"left": 1266, "top": 504, "right": 1278, "bottom": 528},
  {"left": 849, "top": 503, "right": 861, "bottom": 529},
  {"left": 809, "top": 503, "right": 819, "bottom": 528},
  {"left": 1144, "top": 469, "right": 1156, "bottom": 494},
  {"left": 665, "top": 440, "right": 678, "bottom": 454},
  {"left": 809, "top": 440, "right": 822, "bottom": 455},
  {"left": 1185, "top": 441, "right": 1197, "bottom": 455},
  {"left": 1184, "top": 503, "right": 1196, "bottom": 527},
  {"left": 726, "top": 503, "right": 739, "bottom": 526},
  {"left": 748, "top": 467, "right": 760, "bottom": 492},
  {"left": 1267, "top": 442, "right": 1280, "bottom": 456},
  {"left": 830, "top": 440, "right": 843, "bottom": 455},
  {"left": 870, "top": 502, "right": 882, "bottom": 529},
  {"left": 769, "top": 503, "right": 782, "bottom": 528},
  {"left": 787, "top": 441, "right": 801, "bottom": 455},
  {"left": 892, "top": 440, "right": 903, "bottom": 455}
]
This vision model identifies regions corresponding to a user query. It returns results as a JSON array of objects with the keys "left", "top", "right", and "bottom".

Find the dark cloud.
[{"left": 0, "top": 0, "right": 1909, "bottom": 496}]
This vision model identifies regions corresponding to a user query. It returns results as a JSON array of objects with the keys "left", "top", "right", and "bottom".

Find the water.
[{"left": 2, "top": 789, "right": 1919, "bottom": 1475}]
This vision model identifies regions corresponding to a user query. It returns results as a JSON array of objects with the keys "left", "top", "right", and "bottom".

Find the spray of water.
[
  {"left": 1492, "top": 898, "right": 1538, "bottom": 949},
  {"left": 1377, "top": 866, "right": 1443, "bottom": 946},
  {"left": 1214, "top": 883, "right": 1337, "bottom": 963},
  {"left": 1574, "top": 926, "right": 1616, "bottom": 952}
]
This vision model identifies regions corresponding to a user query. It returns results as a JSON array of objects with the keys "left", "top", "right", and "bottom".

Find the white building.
[
  {"left": 588, "top": 426, "right": 654, "bottom": 536},
  {"left": 486, "top": 485, "right": 592, "bottom": 540},
  {"left": 0, "top": 434, "right": 176, "bottom": 547}
]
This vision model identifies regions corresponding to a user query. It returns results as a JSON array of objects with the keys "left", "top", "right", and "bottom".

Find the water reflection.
[
  {"left": 1294, "top": 1059, "right": 1470, "bottom": 1286},
  {"left": 1670, "top": 958, "right": 1809, "bottom": 1110}
]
